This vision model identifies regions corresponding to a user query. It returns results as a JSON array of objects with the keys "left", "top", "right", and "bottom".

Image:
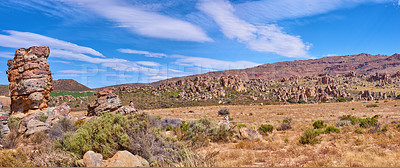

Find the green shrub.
[
  {"left": 249, "top": 113, "right": 253, "bottom": 116},
  {"left": 366, "top": 104, "right": 379, "bottom": 108},
  {"left": 61, "top": 113, "right": 190, "bottom": 166},
  {"left": 352, "top": 108, "right": 355, "bottom": 110},
  {"left": 355, "top": 128, "right": 364, "bottom": 134},
  {"left": 324, "top": 126, "right": 340, "bottom": 134},
  {"left": 74, "top": 119, "right": 85, "bottom": 128},
  {"left": 277, "top": 113, "right": 284, "bottom": 115},
  {"left": 237, "top": 123, "right": 247, "bottom": 128},
  {"left": 312, "top": 120, "right": 326, "bottom": 129},
  {"left": 299, "top": 128, "right": 321, "bottom": 145},
  {"left": 337, "top": 96, "right": 346, "bottom": 102},
  {"left": 396, "top": 123, "right": 400, "bottom": 128},
  {"left": 258, "top": 124, "right": 273, "bottom": 133},
  {"left": 38, "top": 115, "right": 48, "bottom": 123},
  {"left": 283, "top": 119, "right": 291, "bottom": 124},
  {"left": 359, "top": 117, "right": 378, "bottom": 128}
]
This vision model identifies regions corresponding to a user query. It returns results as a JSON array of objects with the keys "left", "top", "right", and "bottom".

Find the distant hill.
[
  {"left": 103, "top": 53, "right": 400, "bottom": 88},
  {"left": 53, "top": 79, "right": 90, "bottom": 92}
]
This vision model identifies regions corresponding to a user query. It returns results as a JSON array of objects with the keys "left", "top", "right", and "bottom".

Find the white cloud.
[
  {"left": 0, "top": 30, "right": 103, "bottom": 57},
  {"left": 48, "top": 60, "right": 71, "bottom": 64},
  {"left": 136, "top": 61, "right": 161, "bottom": 67},
  {"left": 118, "top": 49, "right": 167, "bottom": 58},
  {"left": 234, "top": 0, "right": 394, "bottom": 22},
  {"left": 148, "top": 76, "right": 169, "bottom": 80},
  {"left": 198, "top": 0, "right": 311, "bottom": 58},
  {"left": 61, "top": 0, "right": 212, "bottom": 42},
  {"left": 398, "top": 0, "right": 400, "bottom": 5},
  {"left": 106, "top": 74, "right": 134, "bottom": 78},
  {"left": 173, "top": 55, "right": 260, "bottom": 70},
  {"left": 0, "top": 52, "right": 14, "bottom": 59}
]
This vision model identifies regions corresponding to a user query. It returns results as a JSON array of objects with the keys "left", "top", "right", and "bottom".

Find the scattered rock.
[
  {"left": 102, "top": 150, "right": 148, "bottom": 167},
  {"left": 218, "top": 108, "right": 229, "bottom": 116},
  {"left": 6, "top": 46, "right": 53, "bottom": 115},
  {"left": 239, "top": 128, "right": 262, "bottom": 140},
  {"left": 83, "top": 151, "right": 103, "bottom": 167}
]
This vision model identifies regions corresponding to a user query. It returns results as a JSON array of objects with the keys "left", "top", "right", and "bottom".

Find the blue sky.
[{"left": 0, "top": 0, "right": 399, "bottom": 88}]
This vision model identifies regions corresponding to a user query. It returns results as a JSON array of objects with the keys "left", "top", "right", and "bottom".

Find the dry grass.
[{"left": 137, "top": 100, "right": 400, "bottom": 167}]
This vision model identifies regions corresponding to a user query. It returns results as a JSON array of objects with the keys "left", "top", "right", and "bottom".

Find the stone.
[
  {"left": 83, "top": 151, "right": 103, "bottom": 167},
  {"left": 46, "top": 102, "right": 72, "bottom": 126},
  {"left": 239, "top": 128, "right": 262, "bottom": 140},
  {"left": 18, "top": 114, "right": 49, "bottom": 135},
  {"left": 7, "top": 46, "right": 53, "bottom": 115},
  {"left": 87, "top": 88, "right": 122, "bottom": 116},
  {"left": 118, "top": 106, "right": 137, "bottom": 115},
  {"left": 0, "top": 112, "right": 10, "bottom": 135},
  {"left": 102, "top": 150, "right": 147, "bottom": 167}
]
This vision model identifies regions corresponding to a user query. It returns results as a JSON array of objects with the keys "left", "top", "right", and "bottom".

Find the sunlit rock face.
[{"left": 6, "top": 46, "right": 53, "bottom": 115}]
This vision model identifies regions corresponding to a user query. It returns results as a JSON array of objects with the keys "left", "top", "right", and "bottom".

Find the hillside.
[
  {"left": 106, "top": 53, "right": 400, "bottom": 88},
  {"left": 53, "top": 79, "right": 90, "bottom": 92}
]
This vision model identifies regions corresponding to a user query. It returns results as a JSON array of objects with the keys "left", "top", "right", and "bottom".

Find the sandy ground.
[{"left": 0, "top": 96, "right": 11, "bottom": 106}]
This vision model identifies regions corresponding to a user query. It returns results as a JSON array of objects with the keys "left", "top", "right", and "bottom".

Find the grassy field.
[
  {"left": 50, "top": 91, "right": 94, "bottom": 98},
  {"left": 133, "top": 100, "right": 400, "bottom": 167}
]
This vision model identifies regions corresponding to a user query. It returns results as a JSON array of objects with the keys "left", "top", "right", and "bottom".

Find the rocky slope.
[{"left": 108, "top": 53, "right": 400, "bottom": 88}]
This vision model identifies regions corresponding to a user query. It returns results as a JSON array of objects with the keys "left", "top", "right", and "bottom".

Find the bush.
[
  {"left": 0, "top": 149, "right": 34, "bottom": 167},
  {"left": 359, "top": 117, "right": 378, "bottom": 128},
  {"left": 61, "top": 113, "right": 191, "bottom": 166},
  {"left": 276, "top": 123, "right": 292, "bottom": 131},
  {"left": 324, "top": 126, "right": 340, "bottom": 134},
  {"left": 337, "top": 96, "right": 346, "bottom": 102},
  {"left": 336, "top": 120, "right": 351, "bottom": 127},
  {"left": 366, "top": 104, "right": 379, "bottom": 108},
  {"left": 283, "top": 119, "right": 291, "bottom": 124},
  {"left": 237, "top": 123, "right": 247, "bottom": 128},
  {"left": 299, "top": 128, "right": 321, "bottom": 145},
  {"left": 38, "top": 115, "right": 48, "bottom": 123},
  {"left": 258, "top": 124, "right": 273, "bottom": 133},
  {"left": 313, "top": 120, "right": 326, "bottom": 129},
  {"left": 217, "top": 108, "right": 229, "bottom": 116}
]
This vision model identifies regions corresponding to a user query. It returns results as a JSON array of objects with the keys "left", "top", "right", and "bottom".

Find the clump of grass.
[
  {"left": 324, "top": 126, "right": 340, "bottom": 134},
  {"left": 313, "top": 120, "right": 326, "bottom": 129},
  {"left": 258, "top": 124, "right": 273, "bottom": 134},
  {"left": 38, "top": 115, "right": 48, "bottom": 123},
  {"left": 218, "top": 108, "right": 229, "bottom": 116},
  {"left": 366, "top": 104, "right": 379, "bottom": 108},
  {"left": 337, "top": 96, "right": 346, "bottom": 102},
  {"left": 276, "top": 113, "right": 284, "bottom": 115},
  {"left": 299, "top": 128, "right": 321, "bottom": 145},
  {"left": 237, "top": 123, "right": 247, "bottom": 128}
]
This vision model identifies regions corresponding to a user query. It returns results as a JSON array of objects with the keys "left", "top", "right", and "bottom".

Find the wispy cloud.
[
  {"left": 0, "top": 52, "right": 14, "bottom": 59},
  {"left": 0, "top": 30, "right": 103, "bottom": 57},
  {"left": 60, "top": 0, "right": 212, "bottom": 42},
  {"left": 234, "top": 0, "right": 395, "bottom": 23},
  {"left": 118, "top": 49, "right": 260, "bottom": 70},
  {"left": 48, "top": 60, "right": 71, "bottom": 64},
  {"left": 118, "top": 49, "right": 167, "bottom": 58},
  {"left": 197, "top": 0, "right": 311, "bottom": 58}
]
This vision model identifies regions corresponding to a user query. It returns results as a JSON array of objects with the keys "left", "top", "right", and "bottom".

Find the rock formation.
[
  {"left": 6, "top": 46, "right": 53, "bottom": 115},
  {"left": 87, "top": 88, "right": 122, "bottom": 116},
  {"left": 88, "top": 88, "right": 137, "bottom": 116},
  {"left": 0, "top": 112, "right": 10, "bottom": 135}
]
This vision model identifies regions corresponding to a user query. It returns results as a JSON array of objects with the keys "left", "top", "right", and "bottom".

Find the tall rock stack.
[{"left": 6, "top": 46, "right": 53, "bottom": 115}]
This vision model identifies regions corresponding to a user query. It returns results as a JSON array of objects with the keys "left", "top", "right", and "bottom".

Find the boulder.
[
  {"left": 6, "top": 46, "right": 53, "bottom": 115},
  {"left": 0, "top": 112, "right": 10, "bottom": 135},
  {"left": 83, "top": 151, "right": 103, "bottom": 167},
  {"left": 239, "top": 128, "right": 262, "bottom": 140},
  {"left": 46, "top": 102, "right": 72, "bottom": 126},
  {"left": 102, "top": 150, "right": 148, "bottom": 167},
  {"left": 18, "top": 114, "right": 49, "bottom": 135},
  {"left": 87, "top": 88, "right": 122, "bottom": 116},
  {"left": 118, "top": 106, "right": 137, "bottom": 115}
]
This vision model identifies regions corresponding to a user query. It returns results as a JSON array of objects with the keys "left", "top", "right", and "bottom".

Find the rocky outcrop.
[
  {"left": 102, "top": 150, "right": 149, "bottom": 167},
  {"left": 87, "top": 88, "right": 122, "bottom": 116},
  {"left": 83, "top": 151, "right": 103, "bottom": 167},
  {"left": 46, "top": 102, "right": 72, "bottom": 126},
  {"left": 368, "top": 72, "right": 389, "bottom": 82},
  {"left": 6, "top": 46, "right": 53, "bottom": 115}
]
